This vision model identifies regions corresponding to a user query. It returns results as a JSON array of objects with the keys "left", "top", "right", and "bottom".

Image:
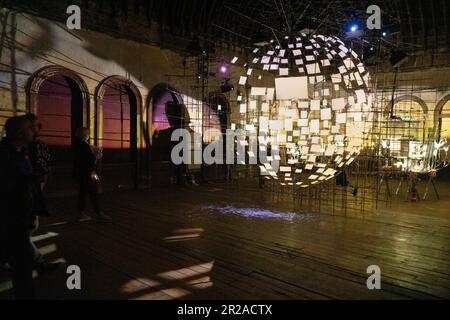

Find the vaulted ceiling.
[
  {"left": 3, "top": 0, "right": 450, "bottom": 52},
  {"left": 209, "top": 0, "right": 449, "bottom": 51}
]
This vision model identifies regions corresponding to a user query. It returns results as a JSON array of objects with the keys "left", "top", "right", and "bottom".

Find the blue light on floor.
[{"left": 202, "top": 205, "right": 314, "bottom": 222}]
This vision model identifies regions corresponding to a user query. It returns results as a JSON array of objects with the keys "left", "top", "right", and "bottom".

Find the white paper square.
[
  {"left": 306, "top": 63, "right": 320, "bottom": 75},
  {"left": 310, "top": 144, "right": 321, "bottom": 153},
  {"left": 325, "top": 145, "right": 336, "bottom": 156},
  {"left": 332, "top": 98, "right": 346, "bottom": 111},
  {"left": 321, "top": 108, "right": 332, "bottom": 120},
  {"left": 332, "top": 74, "right": 342, "bottom": 83},
  {"left": 310, "top": 120, "right": 320, "bottom": 133},
  {"left": 337, "top": 113, "right": 347, "bottom": 124},
  {"left": 279, "top": 68, "right": 289, "bottom": 76},
  {"left": 261, "top": 56, "right": 271, "bottom": 64},
  {"left": 298, "top": 118, "right": 308, "bottom": 127},
  {"left": 301, "top": 127, "right": 310, "bottom": 135},
  {"left": 299, "top": 101, "right": 309, "bottom": 109},
  {"left": 269, "top": 120, "right": 283, "bottom": 130},
  {"left": 259, "top": 117, "right": 269, "bottom": 132},
  {"left": 310, "top": 100, "right": 321, "bottom": 110},
  {"left": 275, "top": 77, "right": 308, "bottom": 100},
  {"left": 250, "top": 87, "right": 267, "bottom": 96},
  {"left": 356, "top": 90, "right": 367, "bottom": 104}
]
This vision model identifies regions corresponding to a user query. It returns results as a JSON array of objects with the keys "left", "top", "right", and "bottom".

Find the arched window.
[
  {"left": 149, "top": 84, "right": 184, "bottom": 135},
  {"left": 436, "top": 95, "right": 450, "bottom": 141},
  {"left": 385, "top": 96, "right": 428, "bottom": 143},
  {"left": 147, "top": 84, "right": 188, "bottom": 162},
  {"left": 95, "top": 76, "right": 142, "bottom": 163},
  {"left": 27, "top": 66, "right": 89, "bottom": 164}
]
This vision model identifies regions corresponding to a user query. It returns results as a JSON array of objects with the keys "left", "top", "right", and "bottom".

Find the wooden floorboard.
[{"left": 1, "top": 181, "right": 450, "bottom": 300}]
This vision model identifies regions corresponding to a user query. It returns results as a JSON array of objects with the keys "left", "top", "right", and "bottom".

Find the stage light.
[
  {"left": 217, "top": 62, "right": 230, "bottom": 79},
  {"left": 345, "top": 21, "right": 363, "bottom": 39},
  {"left": 220, "top": 65, "right": 228, "bottom": 74}
]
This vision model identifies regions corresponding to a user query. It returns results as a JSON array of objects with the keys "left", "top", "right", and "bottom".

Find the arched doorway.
[
  {"left": 384, "top": 95, "right": 428, "bottom": 144},
  {"left": 27, "top": 66, "right": 89, "bottom": 165},
  {"left": 148, "top": 84, "right": 186, "bottom": 162},
  {"left": 435, "top": 95, "right": 450, "bottom": 141},
  {"left": 435, "top": 95, "right": 450, "bottom": 174},
  {"left": 96, "top": 76, "right": 141, "bottom": 162},
  {"left": 146, "top": 84, "right": 196, "bottom": 185},
  {"left": 381, "top": 95, "right": 430, "bottom": 172},
  {"left": 148, "top": 84, "right": 184, "bottom": 137},
  {"left": 95, "top": 76, "right": 142, "bottom": 187}
]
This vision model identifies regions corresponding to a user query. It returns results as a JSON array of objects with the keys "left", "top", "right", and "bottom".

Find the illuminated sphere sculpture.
[{"left": 235, "top": 33, "right": 377, "bottom": 187}]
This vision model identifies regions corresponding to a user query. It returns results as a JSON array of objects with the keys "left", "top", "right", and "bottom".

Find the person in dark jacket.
[
  {"left": 0, "top": 116, "right": 36, "bottom": 300},
  {"left": 72, "top": 127, "right": 111, "bottom": 222},
  {"left": 23, "top": 114, "right": 51, "bottom": 191},
  {"left": 22, "top": 114, "right": 50, "bottom": 267}
]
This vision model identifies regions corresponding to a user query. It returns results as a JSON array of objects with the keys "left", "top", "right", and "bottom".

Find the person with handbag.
[
  {"left": 72, "top": 127, "right": 111, "bottom": 222},
  {"left": 0, "top": 116, "right": 37, "bottom": 299}
]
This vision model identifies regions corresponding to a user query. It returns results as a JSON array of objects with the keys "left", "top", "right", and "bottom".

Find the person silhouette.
[
  {"left": 0, "top": 116, "right": 36, "bottom": 299},
  {"left": 152, "top": 102, "right": 193, "bottom": 184}
]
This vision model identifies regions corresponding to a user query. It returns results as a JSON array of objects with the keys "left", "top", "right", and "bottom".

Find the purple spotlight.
[{"left": 220, "top": 65, "right": 228, "bottom": 74}]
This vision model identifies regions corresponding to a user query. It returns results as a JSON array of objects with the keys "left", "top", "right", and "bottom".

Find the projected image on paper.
[{"left": 235, "top": 33, "right": 378, "bottom": 187}]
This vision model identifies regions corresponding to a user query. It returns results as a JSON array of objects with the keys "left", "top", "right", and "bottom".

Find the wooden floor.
[{"left": 1, "top": 180, "right": 450, "bottom": 300}]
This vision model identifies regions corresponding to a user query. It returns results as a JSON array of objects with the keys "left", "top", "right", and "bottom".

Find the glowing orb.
[{"left": 235, "top": 33, "right": 378, "bottom": 187}]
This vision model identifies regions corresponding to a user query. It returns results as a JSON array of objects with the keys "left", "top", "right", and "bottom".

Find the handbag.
[{"left": 90, "top": 171, "right": 99, "bottom": 182}]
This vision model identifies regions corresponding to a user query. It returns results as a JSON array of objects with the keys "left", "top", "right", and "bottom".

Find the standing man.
[
  {"left": 22, "top": 114, "right": 52, "bottom": 269},
  {"left": 72, "top": 127, "right": 111, "bottom": 222},
  {"left": 0, "top": 116, "right": 37, "bottom": 299},
  {"left": 23, "top": 114, "right": 51, "bottom": 191}
]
